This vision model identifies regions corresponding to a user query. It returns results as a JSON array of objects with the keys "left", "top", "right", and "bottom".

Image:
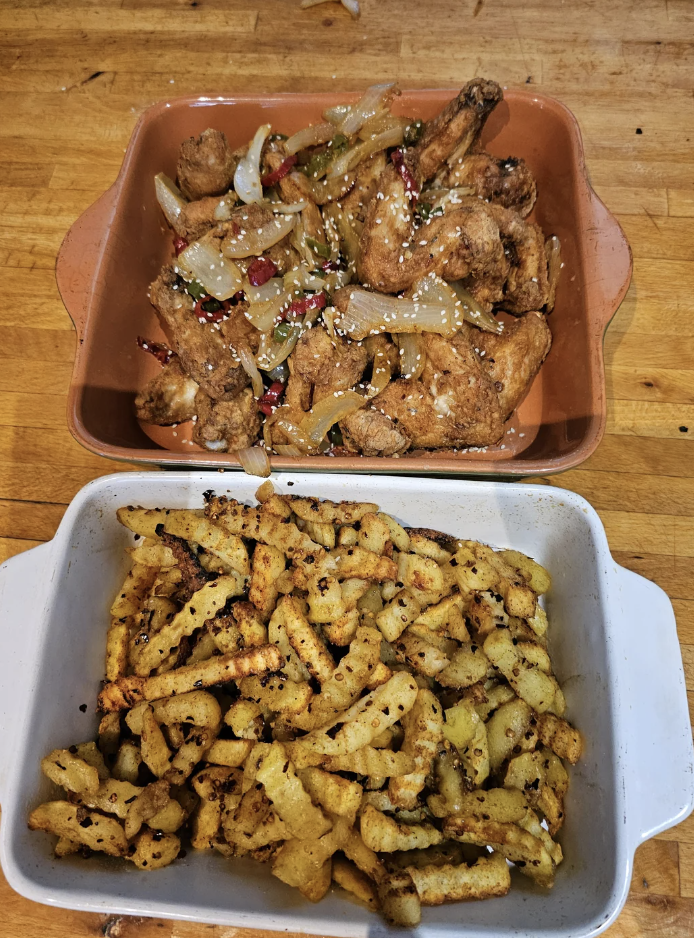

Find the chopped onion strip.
[
  {"left": 269, "top": 201, "right": 308, "bottom": 214},
  {"left": 221, "top": 213, "right": 295, "bottom": 258},
  {"left": 285, "top": 122, "right": 335, "bottom": 155},
  {"left": 545, "top": 235, "right": 561, "bottom": 312},
  {"left": 328, "top": 125, "right": 405, "bottom": 179},
  {"left": 365, "top": 352, "right": 392, "bottom": 399},
  {"left": 322, "top": 203, "right": 360, "bottom": 272},
  {"left": 338, "top": 83, "right": 396, "bottom": 137},
  {"left": 237, "top": 446, "right": 271, "bottom": 478},
  {"left": 256, "top": 323, "right": 302, "bottom": 371},
  {"left": 234, "top": 123, "right": 272, "bottom": 205},
  {"left": 447, "top": 280, "right": 504, "bottom": 334},
  {"left": 323, "top": 103, "right": 352, "bottom": 126},
  {"left": 244, "top": 278, "right": 285, "bottom": 305},
  {"left": 358, "top": 113, "right": 409, "bottom": 141},
  {"left": 283, "top": 264, "right": 326, "bottom": 293},
  {"left": 299, "top": 390, "right": 365, "bottom": 444},
  {"left": 397, "top": 333, "right": 426, "bottom": 380},
  {"left": 154, "top": 173, "right": 187, "bottom": 226},
  {"left": 273, "top": 444, "right": 303, "bottom": 457},
  {"left": 177, "top": 240, "right": 243, "bottom": 301},
  {"left": 335, "top": 288, "right": 461, "bottom": 341},
  {"left": 236, "top": 344, "right": 265, "bottom": 398}
]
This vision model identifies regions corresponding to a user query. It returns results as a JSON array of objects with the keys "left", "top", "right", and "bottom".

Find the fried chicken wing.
[
  {"left": 475, "top": 311, "right": 552, "bottom": 419},
  {"left": 192, "top": 388, "right": 262, "bottom": 452},
  {"left": 339, "top": 151, "right": 387, "bottom": 225},
  {"left": 177, "top": 129, "right": 238, "bottom": 201},
  {"left": 149, "top": 266, "right": 250, "bottom": 401},
  {"left": 340, "top": 408, "right": 410, "bottom": 456},
  {"left": 174, "top": 194, "right": 238, "bottom": 243},
  {"left": 135, "top": 356, "right": 199, "bottom": 426},
  {"left": 485, "top": 205, "right": 550, "bottom": 314},
  {"left": 437, "top": 152, "right": 536, "bottom": 217},
  {"left": 292, "top": 326, "right": 368, "bottom": 403}
]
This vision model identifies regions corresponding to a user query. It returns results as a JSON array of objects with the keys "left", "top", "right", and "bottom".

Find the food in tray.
[
  {"left": 136, "top": 79, "right": 560, "bottom": 468},
  {"left": 29, "top": 487, "right": 581, "bottom": 926}
]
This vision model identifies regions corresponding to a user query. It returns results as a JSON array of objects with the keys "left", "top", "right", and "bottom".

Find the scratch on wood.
[
  {"left": 473, "top": 0, "right": 484, "bottom": 15},
  {"left": 82, "top": 71, "right": 105, "bottom": 85}
]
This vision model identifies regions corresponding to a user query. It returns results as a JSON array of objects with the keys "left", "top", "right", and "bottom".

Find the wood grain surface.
[{"left": 1, "top": 0, "right": 693, "bottom": 935}]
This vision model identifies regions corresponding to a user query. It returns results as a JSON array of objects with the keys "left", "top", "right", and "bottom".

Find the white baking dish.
[{"left": 0, "top": 472, "right": 691, "bottom": 938}]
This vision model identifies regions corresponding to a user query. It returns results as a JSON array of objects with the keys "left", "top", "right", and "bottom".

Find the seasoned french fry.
[
  {"left": 165, "top": 727, "right": 217, "bottom": 785},
  {"left": 29, "top": 801, "right": 127, "bottom": 856},
  {"left": 299, "top": 858, "right": 333, "bottom": 902},
  {"left": 112, "top": 740, "right": 142, "bottom": 783},
  {"left": 437, "top": 644, "right": 491, "bottom": 688},
  {"left": 322, "top": 608, "right": 360, "bottom": 646},
  {"left": 312, "top": 625, "right": 381, "bottom": 714},
  {"left": 272, "top": 827, "right": 343, "bottom": 887},
  {"left": 307, "top": 575, "right": 345, "bottom": 623},
  {"left": 281, "top": 594, "right": 335, "bottom": 684},
  {"left": 256, "top": 741, "right": 331, "bottom": 839},
  {"left": 536, "top": 712, "right": 582, "bottom": 764},
  {"left": 337, "top": 524, "right": 359, "bottom": 547},
  {"left": 408, "top": 532, "right": 453, "bottom": 564},
  {"left": 498, "top": 549, "right": 551, "bottom": 595},
  {"left": 233, "top": 601, "right": 269, "bottom": 646},
  {"left": 427, "top": 747, "right": 467, "bottom": 818},
  {"left": 377, "top": 869, "right": 421, "bottom": 926},
  {"left": 358, "top": 513, "right": 392, "bottom": 555},
  {"left": 268, "top": 604, "right": 310, "bottom": 683},
  {"left": 224, "top": 698, "right": 264, "bottom": 740},
  {"left": 389, "top": 689, "right": 443, "bottom": 809},
  {"left": 361, "top": 805, "right": 443, "bottom": 852},
  {"left": 128, "top": 828, "right": 180, "bottom": 870},
  {"left": 205, "top": 739, "right": 254, "bottom": 767},
  {"left": 124, "top": 779, "right": 171, "bottom": 839},
  {"left": 110, "top": 563, "right": 158, "bottom": 618},
  {"left": 393, "top": 630, "right": 450, "bottom": 677},
  {"left": 332, "top": 856, "right": 380, "bottom": 910},
  {"left": 483, "top": 629, "right": 559, "bottom": 712},
  {"left": 191, "top": 766, "right": 242, "bottom": 849},
  {"left": 240, "top": 675, "right": 313, "bottom": 715},
  {"left": 407, "top": 852, "right": 510, "bottom": 905},
  {"left": 74, "top": 741, "right": 109, "bottom": 780},
  {"left": 40, "top": 750, "right": 100, "bottom": 795},
  {"left": 297, "top": 767, "right": 363, "bottom": 823},
  {"left": 376, "top": 588, "right": 421, "bottom": 642},
  {"left": 289, "top": 497, "right": 379, "bottom": 525},
  {"left": 378, "top": 513, "right": 410, "bottom": 552},
  {"left": 140, "top": 705, "right": 172, "bottom": 777},
  {"left": 486, "top": 698, "right": 535, "bottom": 771},
  {"left": 444, "top": 815, "right": 555, "bottom": 887},
  {"left": 98, "top": 712, "right": 121, "bottom": 757},
  {"left": 323, "top": 748, "right": 414, "bottom": 776},
  {"left": 250, "top": 543, "right": 286, "bottom": 621},
  {"left": 206, "top": 496, "right": 323, "bottom": 561},
  {"left": 397, "top": 553, "right": 444, "bottom": 595},
  {"left": 305, "top": 520, "right": 336, "bottom": 550}
]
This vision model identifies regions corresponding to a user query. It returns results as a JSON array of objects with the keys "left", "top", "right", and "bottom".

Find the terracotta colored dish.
[{"left": 57, "top": 89, "right": 632, "bottom": 475}]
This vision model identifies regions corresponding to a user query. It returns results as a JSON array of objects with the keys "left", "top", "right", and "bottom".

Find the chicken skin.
[
  {"left": 437, "top": 151, "right": 537, "bottom": 217},
  {"left": 192, "top": 388, "right": 262, "bottom": 452},
  {"left": 177, "top": 128, "right": 238, "bottom": 201},
  {"left": 135, "top": 356, "right": 199, "bottom": 426}
]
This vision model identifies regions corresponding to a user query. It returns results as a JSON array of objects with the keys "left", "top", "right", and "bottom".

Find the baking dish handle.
[
  {"left": 0, "top": 543, "right": 52, "bottom": 802},
  {"left": 55, "top": 185, "right": 119, "bottom": 340},
  {"left": 584, "top": 187, "right": 633, "bottom": 336},
  {"left": 615, "top": 565, "right": 694, "bottom": 846}
]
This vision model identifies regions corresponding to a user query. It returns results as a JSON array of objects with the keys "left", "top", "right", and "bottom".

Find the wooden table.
[{"left": 1, "top": 0, "right": 693, "bottom": 933}]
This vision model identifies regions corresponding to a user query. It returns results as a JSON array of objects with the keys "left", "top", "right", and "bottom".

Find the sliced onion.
[
  {"left": 256, "top": 323, "right": 303, "bottom": 371},
  {"left": 447, "top": 280, "right": 505, "bottom": 334},
  {"left": 245, "top": 289, "right": 290, "bottom": 333},
  {"left": 545, "top": 235, "right": 561, "bottom": 312},
  {"left": 234, "top": 123, "right": 272, "bottom": 205},
  {"left": 358, "top": 112, "right": 409, "bottom": 141},
  {"left": 237, "top": 446, "right": 271, "bottom": 478},
  {"left": 338, "top": 83, "right": 396, "bottom": 137},
  {"left": 285, "top": 122, "right": 335, "bottom": 156},
  {"left": 155, "top": 173, "right": 187, "bottom": 226},
  {"left": 273, "top": 444, "right": 303, "bottom": 457},
  {"left": 177, "top": 239, "right": 244, "bottom": 301},
  {"left": 283, "top": 264, "right": 326, "bottom": 293},
  {"left": 221, "top": 213, "right": 295, "bottom": 259},
  {"left": 213, "top": 198, "right": 235, "bottom": 221},
  {"left": 268, "top": 361, "right": 289, "bottom": 383},
  {"left": 322, "top": 203, "right": 360, "bottom": 271},
  {"left": 270, "top": 201, "right": 308, "bottom": 214},
  {"left": 236, "top": 344, "right": 265, "bottom": 398},
  {"left": 397, "top": 333, "right": 425, "bottom": 379},
  {"left": 271, "top": 416, "right": 315, "bottom": 454},
  {"left": 245, "top": 277, "right": 285, "bottom": 304},
  {"left": 328, "top": 125, "right": 405, "bottom": 179},
  {"left": 311, "top": 172, "right": 356, "bottom": 205},
  {"left": 325, "top": 268, "right": 352, "bottom": 292},
  {"left": 323, "top": 103, "right": 352, "bottom": 126},
  {"left": 365, "top": 351, "right": 392, "bottom": 399},
  {"left": 341, "top": 0, "right": 360, "bottom": 17},
  {"left": 290, "top": 214, "right": 317, "bottom": 268},
  {"left": 335, "top": 288, "right": 460, "bottom": 340},
  {"left": 299, "top": 390, "right": 365, "bottom": 444}
]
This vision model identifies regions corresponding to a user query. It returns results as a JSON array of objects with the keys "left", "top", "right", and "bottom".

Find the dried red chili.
[
  {"left": 260, "top": 155, "right": 297, "bottom": 188},
  {"left": 137, "top": 336, "right": 174, "bottom": 365},
  {"left": 257, "top": 380, "right": 285, "bottom": 416},
  {"left": 173, "top": 236, "right": 189, "bottom": 256},
  {"left": 247, "top": 256, "right": 278, "bottom": 286},
  {"left": 391, "top": 149, "right": 420, "bottom": 200},
  {"left": 279, "top": 291, "right": 327, "bottom": 321}
]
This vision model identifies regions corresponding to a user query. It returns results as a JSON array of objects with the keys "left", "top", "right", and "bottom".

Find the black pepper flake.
[
  {"left": 79, "top": 817, "right": 93, "bottom": 828},
  {"left": 635, "top": 127, "right": 642, "bottom": 134},
  {"left": 680, "top": 426, "right": 688, "bottom": 433}
]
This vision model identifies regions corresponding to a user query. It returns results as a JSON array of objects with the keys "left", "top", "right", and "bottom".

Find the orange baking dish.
[{"left": 57, "top": 88, "right": 632, "bottom": 475}]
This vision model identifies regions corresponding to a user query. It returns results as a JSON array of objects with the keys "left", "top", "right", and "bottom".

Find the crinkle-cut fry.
[
  {"left": 365, "top": 660, "right": 393, "bottom": 690},
  {"left": 332, "top": 856, "right": 380, "bottom": 910},
  {"left": 389, "top": 688, "right": 444, "bottom": 810},
  {"left": 229, "top": 810, "right": 289, "bottom": 851},
  {"left": 333, "top": 547, "right": 398, "bottom": 582},
  {"left": 250, "top": 543, "right": 286, "bottom": 622},
  {"left": 227, "top": 784, "right": 271, "bottom": 839},
  {"left": 323, "top": 608, "right": 360, "bottom": 646},
  {"left": 289, "top": 497, "right": 379, "bottom": 525},
  {"left": 110, "top": 563, "right": 158, "bottom": 618},
  {"left": 298, "top": 671, "right": 418, "bottom": 755},
  {"left": 131, "top": 575, "right": 245, "bottom": 677},
  {"left": 427, "top": 748, "right": 467, "bottom": 818},
  {"left": 116, "top": 506, "right": 201, "bottom": 538},
  {"left": 307, "top": 574, "right": 345, "bottom": 623},
  {"left": 98, "top": 644, "right": 284, "bottom": 711},
  {"left": 165, "top": 726, "right": 217, "bottom": 785},
  {"left": 483, "top": 629, "right": 559, "bottom": 712},
  {"left": 474, "top": 683, "right": 516, "bottom": 722},
  {"left": 268, "top": 604, "right": 311, "bottom": 684},
  {"left": 519, "top": 806, "right": 563, "bottom": 866},
  {"left": 40, "top": 749, "right": 100, "bottom": 795},
  {"left": 297, "top": 767, "right": 363, "bottom": 823},
  {"left": 357, "top": 513, "right": 392, "bottom": 555},
  {"left": 455, "top": 788, "right": 528, "bottom": 823},
  {"left": 205, "top": 495, "right": 323, "bottom": 561},
  {"left": 283, "top": 742, "right": 328, "bottom": 769},
  {"left": 444, "top": 815, "right": 556, "bottom": 887},
  {"left": 261, "top": 494, "right": 293, "bottom": 519},
  {"left": 536, "top": 712, "right": 582, "bottom": 764},
  {"left": 256, "top": 741, "right": 331, "bottom": 839},
  {"left": 361, "top": 805, "right": 443, "bottom": 852},
  {"left": 272, "top": 826, "right": 343, "bottom": 887},
  {"left": 128, "top": 828, "right": 180, "bottom": 870},
  {"left": 140, "top": 705, "right": 172, "bottom": 777},
  {"left": 191, "top": 766, "right": 243, "bottom": 850},
  {"left": 157, "top": 511, "right": 251, "bottom": 576},
  {"left": 408, "top": 532, "right": 453, "bottom": 564},
  {"left": 126, "top": 690, "right": 221, "bottom": 734},
  {"left": 393, "top": 630, "right": 450, "bottom": 677},
  {"left": 377, "top": 869, "right": 421, "bottom": 926},
  {"left": 375, "top": 588, "right": 421, "bottom": 643},
  {"left": 378, "top": 513, "right": 410, "bottom": 552},
  {"left": 124, "top": 779, "right": 171, "bottom": 839},
  {"left": 29, "top": 801, "right": 127, "bottom": 857},
  {"left": 363, "top": 790, "right": 429, "bottom": 824},
  {"left": 312, "top": 625, "right": 381, "bottom": 714},
  {"left": 225, "top": 699, "right": 263, "bottom": 739},
  {"left": 233, "top": 601, "right": 269, "bottom": 646},
  {"left": 242, "top": 742, "right": 271, "bottom": 792},
  {"left": 281, "top": 594, "right": 336, "bottom": 684},
  {"left": 305, "top": 520, "right": 336, "bottom": 550},
  {"left": 486, "top": 698, "right": 535, "bottom": 772},
  {"left": 240, "top": 674, "right": 314, "bottom": 715},
  {"left": 398, "top": 552, "right": 444, "bottom": 595},
  {"left": 407, "top": 852, "right": 510, "bottom": 905},
  {"left": 127, "top": 542, "right": 176, "bottom": 567},
  {"left": 413, "top": 593, "right": 465, "bottom": 633},
  {"left": 98, "top": 711, "right": 121, "bottom": 757},
  {"left": 497, "top": 549, "right": 551, "bottom": 595},
  {"left": 205, "top": 738, "right": 254, "bottom": 767},
  {"left": 106, "top": 616, "right": 131, "bottom": 681},
  {"left": 299, "top": 858, "right": 333, "bottom": 902},
  {"left": 437, "top": 643, "right": 491, "bottom": 689}
]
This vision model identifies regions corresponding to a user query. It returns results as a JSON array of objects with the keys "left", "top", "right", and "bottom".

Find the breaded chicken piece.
[
  {"left": 340, "top": 408, "right": 411, "bottom": 456},
  {"left": 474, "top": 312, "right": 552, "bottom": 419},
  {"left": 486, "top": 204, "right": 550, "bottom": 314},
  {"left": 292, "top": 326, "right": 368, "bottom": 404},
  {"left": 149, "top": 266, "right": 249, "bottom": 401},
  {"left": 135, "top": 357, "right": 199, "bottom": 426},
  {"left": 177, "top": 129, "right": 238, "bottom": 201},
  {"left": 173, "top": 194, "right": 238, "bottom": 243},
  {"left": 438, "top": 152, "right": 536, "bottom": 217},
  {"left": 373, "top": 331, "right": 504, "bottom": 448},
  {"left": 192, "top": 388, "right": 262, "bottom": 452}
]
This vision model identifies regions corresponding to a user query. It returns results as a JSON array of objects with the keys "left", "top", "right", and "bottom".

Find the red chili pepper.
[
  {"left": 321, "top": 259, "right": 340, "bottom": 272},
  {"left": 391, "top": 149, "right": 420, "bottom": 200},
  {"left": 230, "top": 290, "right": 246, "bottom": 305},
  {"left": 194, "top": 295, "right": 231, "bottom": 323},
  {"left": 257, "top": 380, "right": 285, "bottom": 416},
  {"left": 137, "top": 336, "right": 174, "bottom": 365},
  {"left": 280, "top": 291, "right": 328, "bottom": 321},
  {"left": 247, "top": 256, "right": 278, "bottom": 287},
  {"left": 260, "top": 154, "right": 297, "bottom": 188},
  {"left": 173, "top": 236, "right": 188, "bottom": 256}
]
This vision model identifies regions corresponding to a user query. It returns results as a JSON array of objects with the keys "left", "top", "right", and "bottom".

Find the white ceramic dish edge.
[{"left": 0, "top": 472, "right": 691, "bottom": 938}]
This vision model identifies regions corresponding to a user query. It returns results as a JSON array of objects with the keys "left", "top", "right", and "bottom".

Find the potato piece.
[
  {"left": 233, "top": 601, "right": 269, "bottom": 646},
  {"left": 427, "top": 748, "right": 467, "bottom": 818},
  {"left": 413, "top": 594, "right": 465, "bottom": 633},
  {"left": 307, "top": 575, "right": 345, "bottom": 623},
  {"left": 40, "top": 750, "right": 100, "bottom": 795},
  {"left": 98, "top": 712, "right": 121, "bottom": 758},
  {"left": 110, "top": 563, "right": 158, "bottom": 618},
  {"left": 408, "top": 851, "right": 510, "bottom": 905},
  {"left": 117, "top": 506, "right": 200, "bottom": 538},
  {"left": 376, "top": 589, "right": 421, "bottom": 643},
  {"left": 29, "top": 801, "right": 127, "bottom": 856},
  {"left": 127, "top": 690, "right": 221, "bottom": 735},
  {"left": 398, "top": 553, "right": 444, "bottom": 595},
  {"left": 437, "top": 644, "right": 490, "bottom": 689},
  {"left": 299, "top": 858, "right": 333, "bottom": 902},
  {"left": 483, "top": 630, "right": 559, "bottom": 712},
  {"left": 227, "top": 808, "right": 289, "bottom": 851},
  {"left": 442, "top": 702, "right": 476, "bottom": 751},
  {"left": 358, "top": 513, "right": 392, "bottom": 555},
  {"left": 475, "top": 683, "right": 517, "bottom": 722},
  {"left": 519, "top": 806, "right": 563, "bottom": 866},
  {"left": 249, "top": 543, "right": 286, "bottom": 622},
  {"left": 268, "top": 604, "right": 310, "bottom": 683},
  {"left": 54, "top": 836, "right": 80, "bottom": 858},
  {"left": 467, "top": 590, "right": 508, "bottom": 641},
  {"left": 191, "top": 766, "right": 242, "bottom": 849},
  {"left": 332, "top": 856, "right": 380, "bottom": 910},
  {"left": 498, "top": 549, "right": 551, "bottom": 595},
  {"left": 290, "top": 497, "right": 379, "bottom": 525},
  {"left": 408, "top": 532, "right": 452, "bottom": 564},
  {"left": 124, "top": 779, "right": 171, "bottom": 839},
  {"left": 502, "top": 582, "right": 537, "bottom": 619},
  {"left": 444, "top": 700, "right": 489, "bottom": 787},
  {"left": 205, "top": 496, "right": 323, "bottom": 561},
  {"left": 486, "top": 698, "right": 535, "bottom": 772},
  {"left": 312, "top": 625, "right": 381, "bottom": 715},
  {"left": 365, "top": 660, "right": 393, "bottom": 690},
  {"left": 323, "top": 748, "right": 414, "bottom": 776},
  {"left": 504, "top": 747, "right": 569, "bottom": 836},
  {"left": 450, "top": 547, "right": 498, "bottom": 592},
  {"left": 240, "top": 675, "right": 313, "bottom": 716},
  {"left": 127, "top": 542, "right": 176, "bottom": 567},
  {"left": 361, "top": 805, "right": 442, "bottom": 852},
  {"left": 322, "top": 608, "right": 360, "bottom": 646},
  {"left": 389, "top": 689, "right": 444, "bottom": 809},
  {"left": 444, "top": 815, "right": 555, "bottom": 887},
  {"left": 536, "top": 712, "right": 582, "bottom": 764},
  {"left": 445, "top": 605, "right": 471, "bottom": 643},
  {"left": 271, "top": 826, "right": 343, "bottom": 887},
  {"left": 297, "top": 767, "right": 363, "bottom": 823},
  {"left": 393, "top": 630, "right": 450, "bottom": 677},
  {"left": 298, "top": 672, "right": 418, "bottom": 755},
  {"left": 128, "top": 828, "right": 180, "bottom": 870},
  {"left": 98, "top": 644, "right": 284, "bottom": 710},
  {"left": 337, "top": 525, "right": 359, "bottom": 548},
  {"left": 527, "top": 603, "right": 549, "bottom": 641},
  {"left": 225, "top": 699, "right": 264, "bottom": 740},
  {"left": 256, "top": 741, "right": 331, "bottom": 839},
  {"left": 74, "top": 742, "right": 109, "bottom": 781},
  {"left": 548, "top": 684, "right": 566, "bottom": 717},
  {"left": 112, "top": 741, "right": 142, "bottom": 783},
  {"left": 106, "top": 617, "right": 131, "bottom": 682},
  {"left": 77, "top": 778, "right": 142, "bottom": 820},
  {"left": 131, "top": 575, "right": 245, "bottom": 677},
  {"left": 204, "top": 615, "right": 240, "bottom": 656},
  {"left": 138, "top": 706, "right": 170, "bottom": 778},
  {"left": 281, "top": 595, "right": 336, "bottom": 684},
  {"left": 205, "top": 738, "right": 254, "bottom": 767},
  {"left": 226, "top": 784, "right": 271, "bottom": 839},
  {"left": 377, "top": 513, "right": 409, "bottom": 552},
  {"left": 305, "top": 520, "right": 336, "bottom": 550},
  {"left": 330, "top": 547, "right": 398, "bottom": 583},
  {"left": 165, "top": 727, "right": 217, "bottom": 785},
  {"left": 148, "top": 799, "right": 186, "bottom": 833},
  {"left": 456, "top": 788, "right": 527, "bottom": 823},
  {"left": 160, "top": 511, "right": 251, "bottom": 576},
  {"left": 377, "top": 869, "right": 421, "bottom": 926}
]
